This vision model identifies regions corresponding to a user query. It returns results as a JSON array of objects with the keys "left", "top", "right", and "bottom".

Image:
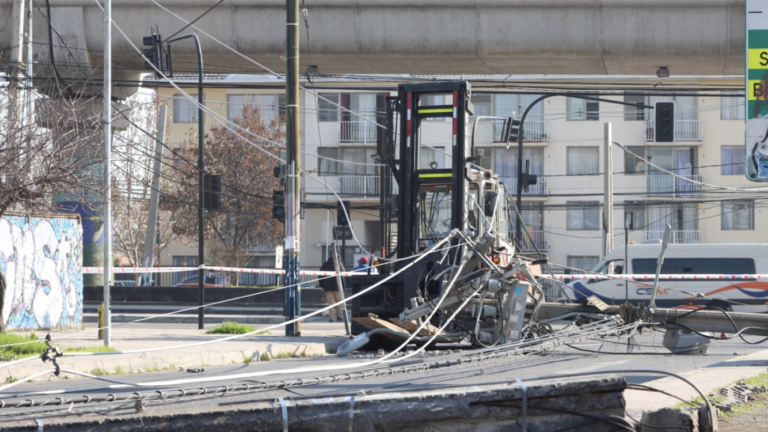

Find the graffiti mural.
[{"left": 0, "top": 215, "right": 83, "bottom": 330}]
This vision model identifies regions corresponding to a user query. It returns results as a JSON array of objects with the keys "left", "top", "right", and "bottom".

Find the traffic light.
[
  {"left": 654, "top": 101, "right": 675, "bottom": 143},
  {"left": 142, "top": 32, "right": 170, "bottom": 78},
  {"left": 521, "top": 159, "right": 538, "bottom": 192},
  {"left": 272, "top": 190, "right": 285, "bottom": 223},
  {"left": 336, "top": 200, "right": 351, "bottom": 227},
  {"left": 504, "top": 117, "right": 521, "bottom": 143}
]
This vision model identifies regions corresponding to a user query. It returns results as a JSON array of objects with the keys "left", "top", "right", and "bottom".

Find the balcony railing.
[
  {"left": 517, "top": 229, "right": 548, "bottom": 252},
  {"left": 646, "top": 230, "right": 703, "bottom": 244},
  {"left": 338, "top": 175, "right": 399, "bottom": 196},
  {"left": 339, "top": 175, "right": 379, "bottom": 196},
  {"left": 646, "top": 120, "right": 703, "bottom": 141},
  {"left": 339, "top": 121, "right": 376, "bottom": 143},
  {"left": 493, "top": 120, "right": 548, "bottom": 142},
  {"left": 499, "top": 175, "right": 548, "bottom": 196},
  {"left": 647, "top": 175, "right": 703, "bottom": 197}
]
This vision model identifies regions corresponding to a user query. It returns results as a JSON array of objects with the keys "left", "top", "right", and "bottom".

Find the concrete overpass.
[{"left": 0, "top": 0, "right": 748, "bottom": 84}]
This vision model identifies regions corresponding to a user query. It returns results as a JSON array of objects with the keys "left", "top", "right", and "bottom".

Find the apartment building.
[{"left": 157, "top": 75, "right": 755, "bottom": 274}]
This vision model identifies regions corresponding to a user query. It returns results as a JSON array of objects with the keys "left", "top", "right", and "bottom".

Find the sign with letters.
[{"left": 747, "top": 0, "right": 768, "bottom": 180}]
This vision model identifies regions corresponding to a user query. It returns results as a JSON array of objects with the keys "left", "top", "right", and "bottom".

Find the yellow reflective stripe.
[
  {"left": 419, "top": 173, "right": 452, "bottom": 178},
  {"left": 418, "top": 108, "right": 453, "bottom": 114}
]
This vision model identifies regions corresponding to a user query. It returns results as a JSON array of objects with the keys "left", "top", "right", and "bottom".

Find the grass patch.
[
  {"left": 206, "top": 321, "right": 270, "bottom": 335},
  {"left": 259, "top": 352, "right": 307, "bottom": 361},
  {"left": 0, "top": 332, "right": 116, "bottom": 362},
  {"left": 90, "top": 368, "right": 108, "bottom": 377},
  {"left": 675, "top": 371, "right": 768, "bottom": 418}
]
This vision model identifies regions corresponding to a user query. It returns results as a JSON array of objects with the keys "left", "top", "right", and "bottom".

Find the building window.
[
  {"left": 567, "top": 146, "right": 599, "bottom": 175},
  {"left": 318, "top": 147, "right": 338, "bottom": 174},
  {"left": 567, "top": 202, "right": 600, "bottom": 230},
  {"left": 420, "top": 147, "right": 446, "bottom": 170},
  {"left": 173, "top": 94, "right": 198, "bottom": 123},
  {"left": 226, "top": 94, "right": 284, "bottom": 124},
  {"left": 227, "top": 94, "right": 246, "bottom": 121},
  {"left": 722, "top": 200, "right": 754, "bottom": 230},
  {"left": 721, "top": 91, "right": 745, "bottom": 120},
  {"left": 721, "top": 146, "right": 746, "bottom": 175},
  {"left": 623, "top": 146, "right": 646, "bottom": 175},
  {"left": 568, "top": 255, "right": 600, "bottom": 272},
  {"left": 624, "top": 203, "right": 646, "bottom": 230},
  {"left": 318, "top": 93, "right": 339, "bottom": 122},
  {"left": 340, "top": 148, "right": 377, "bottom": 175},
  {"left": 567, "top": 97, "right": 599, "bottom": 121},
  {"left": 471, "top": 94, "right": 492, "bottom": 117},
  {"left": 493, "top": 94, "right": 544, "bottom": 119},
  {"left": 624, "top": 94, "right": 646, "bottom": 121}
]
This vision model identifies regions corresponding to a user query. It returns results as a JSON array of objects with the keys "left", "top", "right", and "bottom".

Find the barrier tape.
[
  {"left": 82, "top": 266, "right": 357, "bottom": 276},
  {"left": 81, "top": 267, "right": 768, "bottom": 281}
]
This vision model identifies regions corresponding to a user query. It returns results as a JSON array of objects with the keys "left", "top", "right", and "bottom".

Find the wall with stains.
[{"left": 0, "top": 215, "right": 83, "bottom": 330}]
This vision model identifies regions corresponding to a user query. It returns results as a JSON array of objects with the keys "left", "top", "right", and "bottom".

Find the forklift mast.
[{"left": 395, "top": 81, "right": 472, "bottom": 263}]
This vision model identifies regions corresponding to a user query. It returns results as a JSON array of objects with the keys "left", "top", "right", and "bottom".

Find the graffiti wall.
[{"left": 0, "top": 215, "right": 83, "bottom": 330}]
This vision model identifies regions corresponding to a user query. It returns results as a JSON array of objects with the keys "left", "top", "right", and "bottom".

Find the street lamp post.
[{"left": 167, "top": 34, "right": 206, "bottom": 330}]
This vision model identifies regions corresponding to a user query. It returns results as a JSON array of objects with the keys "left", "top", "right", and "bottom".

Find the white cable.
[
  {"left": 617, "top": 142, "right": 768, "bottom": 192},
  {"left": 0, "top": 234, "right": 460, "bottom": 376}
]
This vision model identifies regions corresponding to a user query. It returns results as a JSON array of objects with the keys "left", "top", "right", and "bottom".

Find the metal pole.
[
  {"left": 141, "top": 105, "right": 167, "bottom": 286},
  {"left": 24, "top": 0, "right": 33, "bottom": 141},
  {"left": 195, "top": 37, "right": 205, "bottom": 331},
  {"left": 165, "top": 34, "right": 204, "bottom": 327},
  {"left": 624, "top": 213, "right": 629, "bottom": 303},
  {"left": 649, "top": 224, "right": 672, "bottom": 312},
  {"left": 285, "top": 0, "right": 301, "bottom": 336},
  {"left": 331, "top": 244, "right": 350, "bottom": 335},
  {"left": 603, "top": 122, "right": 613, "bottom": 257},
  {"left": 102, "top": 0, "right": 112, "bottom": 346}
]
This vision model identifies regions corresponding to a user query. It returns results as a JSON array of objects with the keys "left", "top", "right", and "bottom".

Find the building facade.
[{"left": 157, "top": 76, "right": 754, "bottom": 275}]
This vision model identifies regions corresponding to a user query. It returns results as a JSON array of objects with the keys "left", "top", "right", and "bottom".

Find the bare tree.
[
  {"left": 163, "top": 103, "right": 284, "bottom": 285},
  {"left": 0, "top": 79, "right": 104, "bottom": 328},
  {"left": 0, "top": 82, "right": 102, "bottom": 218}
]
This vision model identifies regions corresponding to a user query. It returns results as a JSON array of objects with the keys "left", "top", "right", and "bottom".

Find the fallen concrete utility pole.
[
  {"left": 1, "top": 378, "right": 627, "bottom": 431},
  {"left": 535, "top": 303, "right": 768, "bottom": 337}
]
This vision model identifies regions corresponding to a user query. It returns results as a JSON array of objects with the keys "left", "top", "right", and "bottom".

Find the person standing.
[
  {"left": 319, "top": 257, "right": 344, "bottom": 323},
  {"left": 353, "top": 256, "right": 377, "bottom": 274}
]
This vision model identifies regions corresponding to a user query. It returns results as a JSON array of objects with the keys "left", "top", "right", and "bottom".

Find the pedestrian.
[
  {"left": 319, "top": 256, "right": 344, "bottom": 323},
  {"left": 353, "top": 256, "right": 377, "bottom": 274}
]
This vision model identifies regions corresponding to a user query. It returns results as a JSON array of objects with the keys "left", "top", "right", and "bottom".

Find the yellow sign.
[{"left": 748, "top": 48, "right": 768, "bottom": 70}]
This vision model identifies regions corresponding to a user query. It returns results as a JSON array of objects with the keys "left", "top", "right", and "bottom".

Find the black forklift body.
[{"left": 351, "top": 81, "right": 474, "bottom": 332}]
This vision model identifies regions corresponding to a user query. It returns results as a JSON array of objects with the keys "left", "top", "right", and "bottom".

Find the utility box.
[
  {"left": 663, "top": 329, "right": 709, "bottom": 355},
  {"left": 501, "top": 281, "right": 529, "bottom": 344}
]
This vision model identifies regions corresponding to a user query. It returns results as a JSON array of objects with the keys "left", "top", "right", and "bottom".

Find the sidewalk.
[{"left": 0, "top": 323, "right": 349, "bottom": 383}]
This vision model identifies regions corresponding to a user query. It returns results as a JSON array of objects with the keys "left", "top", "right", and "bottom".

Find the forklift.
[{"left": 348, "top": 81, "right": 537, "bottom": 351}]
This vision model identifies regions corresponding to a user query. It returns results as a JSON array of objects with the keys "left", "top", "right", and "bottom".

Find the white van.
[{"left": 566, "top": 243, "right": 768, "bottom": 313}]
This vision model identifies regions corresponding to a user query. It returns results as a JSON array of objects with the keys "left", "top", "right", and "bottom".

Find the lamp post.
[{"left": 166, "top": 34, "right": 205, "bottom": 329}]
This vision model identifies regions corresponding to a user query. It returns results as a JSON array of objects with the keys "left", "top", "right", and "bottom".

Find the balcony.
[
  {"left": 517, "top": 230, "right": 548, "bottom": 252},
  {"left": 647, "top": 175, "right": 703, "bottom": 197},
  {"left": 337, "top": 175, "right": 399, "bottom": 197},
  {"left": 499, "top": 175, "right": 548, "bottom": 196},
  {"left": 646, "top": 230, "right": 703, "bottom": 244},
  {"left": 646, "top": 120, "right": 703, "bottom": 141},
  {"left": 339, "top": 121, "right": 376, "bottom": 143},
  {"left": 493, "top": 120, "right": 548, "bottom": 142}
]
